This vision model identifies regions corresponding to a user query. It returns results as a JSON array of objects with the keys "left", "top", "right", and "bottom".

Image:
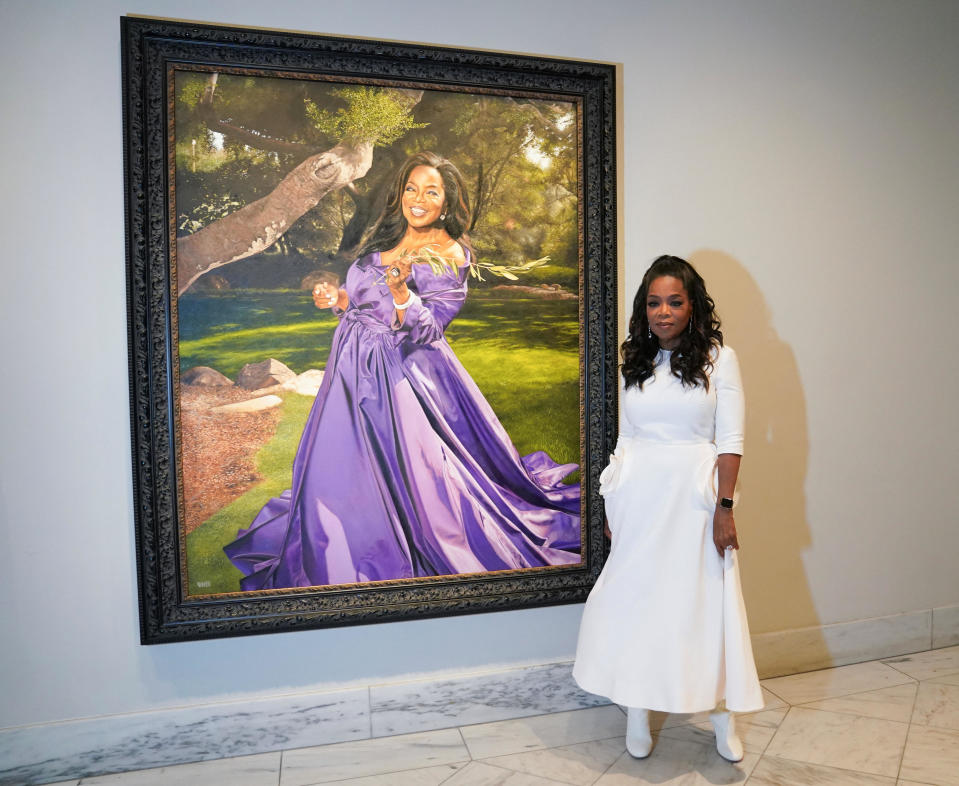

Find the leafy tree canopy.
[{"left": 305, "top": 86, "right": 427, "bottom": 147}]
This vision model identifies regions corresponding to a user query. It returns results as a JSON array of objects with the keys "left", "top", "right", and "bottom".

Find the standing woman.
[
  {"left": 224, "top": 152, "right": 580, "bottom": 590},
  {"left": 573, "top": 255, "right": 763, "bottom": 762}
]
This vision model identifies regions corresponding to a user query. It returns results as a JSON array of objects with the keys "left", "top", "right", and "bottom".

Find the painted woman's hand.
[
  {"left": 386, "top": 256, "right": 414, "bottom": 293},
  {"left": 313, "top": 282, "right": 341, "bottom": 310},
  {"left": 712, "top": 507, "right": 739, "bottom": 557}
]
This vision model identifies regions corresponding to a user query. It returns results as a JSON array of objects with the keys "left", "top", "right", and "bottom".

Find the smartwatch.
[{"left": 719, "top": 497, "right": 734, "bottom": 509}]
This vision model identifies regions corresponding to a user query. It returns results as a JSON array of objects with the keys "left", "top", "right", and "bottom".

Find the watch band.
[{"left": 719, "top": 497, "right": 734, "bottom": 509}]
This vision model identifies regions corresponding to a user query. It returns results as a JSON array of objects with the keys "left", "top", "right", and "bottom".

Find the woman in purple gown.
[{"left": 224, "top": 152, "right": 581, "bottom": 590}]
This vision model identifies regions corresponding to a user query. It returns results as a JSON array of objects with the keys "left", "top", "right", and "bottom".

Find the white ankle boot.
[
  {"left": 626, "top": 707, "right": 652, "bottom": 758},
  {"left": 709, "top": 710, "right": 744, "bottom": 762}
]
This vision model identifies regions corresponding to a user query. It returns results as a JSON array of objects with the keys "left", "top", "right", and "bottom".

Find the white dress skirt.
[{"left": 573, "top": 346, "right": 763, "bottom": 713}]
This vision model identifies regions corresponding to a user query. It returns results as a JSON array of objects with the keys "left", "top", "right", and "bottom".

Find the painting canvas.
[{"left": 123, "top": 17, "right": 617, "bottom": 642}]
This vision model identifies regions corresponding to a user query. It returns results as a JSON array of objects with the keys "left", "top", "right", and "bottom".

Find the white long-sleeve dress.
[{"left": 573, "top": 345, "right": 763, "bottom": 713}]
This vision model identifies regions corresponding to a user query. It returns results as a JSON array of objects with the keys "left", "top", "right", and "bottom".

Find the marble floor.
[{"left": 44, "top": 646, "right": 959, "bottom": 785}]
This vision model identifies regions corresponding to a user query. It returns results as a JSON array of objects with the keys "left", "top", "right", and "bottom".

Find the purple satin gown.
[{"left": 223, "top": 251, "right": 581, "bottom": 589}]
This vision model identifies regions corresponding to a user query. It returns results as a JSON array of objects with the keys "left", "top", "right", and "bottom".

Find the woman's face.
[
  {"left": 402, "top": 165, "right": 446, "bottom": 228},
  {"left": 646, "top": 275, "right": 692, "bottom": 350}
]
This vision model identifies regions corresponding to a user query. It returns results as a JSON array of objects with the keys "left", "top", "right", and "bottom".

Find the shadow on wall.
[{"left": 691, "top": 250, "right": 824, "bottom": 676}]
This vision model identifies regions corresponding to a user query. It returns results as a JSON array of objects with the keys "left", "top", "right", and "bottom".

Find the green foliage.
[
  {"left": 173, "top": 136, "right": 231, "bottom": 176},
  {"left": 305, "top": 87, "right": 427, "bottom": 147},
  {"left": 177, "top": 75, "right": 208, "bottom": 109},
  {"left": 434, "top": 95, "right": 580, "bottom": 276},
  {"left": 180, "top": 289, "right": 580, "bottom": 593},
  {"left": 177, "top": 194, "right": 245, "bottom": 235}
]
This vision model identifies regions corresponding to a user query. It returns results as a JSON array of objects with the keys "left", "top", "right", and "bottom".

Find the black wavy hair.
[
  {"left": 359, "top": 151, "right": 473, "bottom": 257},
  {"left": 622, "top": 255, "right": 724, "bottom": 391}
]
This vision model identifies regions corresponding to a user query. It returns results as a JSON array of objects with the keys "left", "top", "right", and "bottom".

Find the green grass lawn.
[
  {"left": 178, "top": 290, "right": 339, "bottom": 378},
  {"left": 181, "top": 288, "right": 581, "bottom": 595}
]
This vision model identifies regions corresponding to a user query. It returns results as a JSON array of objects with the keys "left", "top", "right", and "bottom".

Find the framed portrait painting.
[{"left": 122, "top": 16, "right": 617, "bottom": 643}]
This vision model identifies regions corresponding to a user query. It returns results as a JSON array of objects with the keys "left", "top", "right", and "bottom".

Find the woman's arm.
[
  {"left": 389, "top": 243, "right": 469, "bottom": 341},
  {"left": 712, "top": 347, "right": 745, "bottom": 557},
  {"left": 713, "top": 453, "right": 741, "bottom": 556}
]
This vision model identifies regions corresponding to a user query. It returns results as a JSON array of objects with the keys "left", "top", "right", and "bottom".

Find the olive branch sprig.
[{"left": 378, "top": 245, "right": 551, "bottom": 284}]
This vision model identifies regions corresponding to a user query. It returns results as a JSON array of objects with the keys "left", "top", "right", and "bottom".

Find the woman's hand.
[
  {"left": 313, "top": 282, "right": 344, "bottom": 310},
  {"left": 712, "top": 506, "right": 739, "bottom": 557},
  {"left": 386, "top": 255, "right": 414, "bottom": 294},
  {"left": 385, "top": 256, "right": 415, "bottom": 325}
]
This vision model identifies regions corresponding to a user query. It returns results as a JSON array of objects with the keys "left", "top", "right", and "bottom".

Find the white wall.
[{"left": 1, "top": 0, "right": 957, "bottom": 729}]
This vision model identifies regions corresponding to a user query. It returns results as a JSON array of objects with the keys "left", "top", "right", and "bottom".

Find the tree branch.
[
  {"left": 197, "top": 71, "right": 319, "bottom": 156},
  {"left": 176, "top": 141, "right": 373, "bottom": 295},
  {"left": 207, "top": 119, "right": 322, "bottom": 155}
]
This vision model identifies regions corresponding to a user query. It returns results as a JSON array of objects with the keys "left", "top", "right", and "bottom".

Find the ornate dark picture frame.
[{"left": 122, "top": 16, "right": 617, "bottom": 644}]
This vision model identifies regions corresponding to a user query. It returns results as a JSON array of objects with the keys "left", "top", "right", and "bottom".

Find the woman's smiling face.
[
  {"left": 402, "top": 165, "right": 446, "bottom": 228},
  {"left": 646, "top": 275, "right": 692, "bottom": 350}
]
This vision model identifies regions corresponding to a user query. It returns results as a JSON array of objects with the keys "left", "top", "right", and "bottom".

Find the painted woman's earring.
[
  {"left": 440, "top": 212, "right": 447, "bottom": 221},
  {"left": 647, "top": 326, "right": 652, "bottom": 339}
]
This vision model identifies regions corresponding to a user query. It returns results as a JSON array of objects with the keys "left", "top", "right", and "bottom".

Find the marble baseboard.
[
  {"left": 370, "top": 661, "right": 608, "bottom": 737},
  {"left": 0, "top": 662, "right": 606, "bottom": 786},
  {"left": 752, "top": 610, "right": 933, "bottom": 679},
  {"left": 0, "top": 689, "right": 370, "bottom": 786},
  {"left": 932, "top": 604, "right": 959, "bottom": 649}
]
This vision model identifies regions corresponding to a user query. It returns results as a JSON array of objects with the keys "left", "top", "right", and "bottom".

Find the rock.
[
  {"left": 292, "top": 369, "right": 325, "bottom": 397},
  {"left": 212, "top": 395, "right": 283, "bottom": 414},
  {"left": 247, "top": 381, "right": 294, "bottom": 397},
  {"left": 181, "top": 366, "right": 233, "bottom": 386},
  {"left": 235, "top": 359, "right": 296, "bottom": 390}
]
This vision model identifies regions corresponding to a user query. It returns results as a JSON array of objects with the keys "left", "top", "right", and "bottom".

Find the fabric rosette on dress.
[{"left": 598, "top": 443, "right": 628, "bottom": 497}]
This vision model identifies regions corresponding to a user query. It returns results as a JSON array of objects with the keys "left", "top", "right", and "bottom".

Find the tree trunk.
[{"left": 176, "top": 141, "right": 374, "bottom": 295}]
